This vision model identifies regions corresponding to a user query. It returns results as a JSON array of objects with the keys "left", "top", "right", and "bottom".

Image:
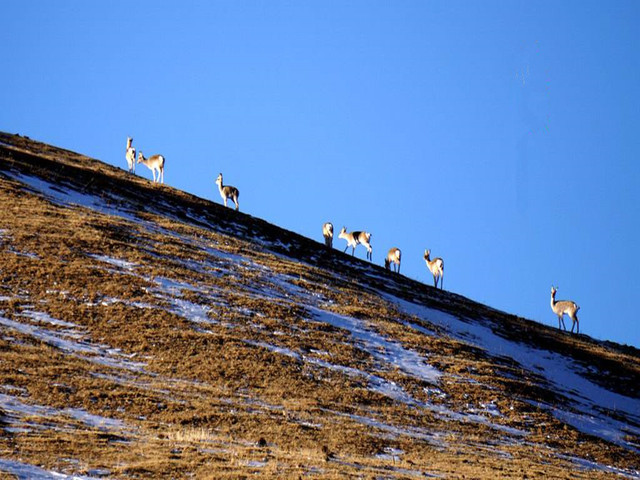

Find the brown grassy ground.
[{"left": 0, "top": 133, "right": 639, "bottom": 478}]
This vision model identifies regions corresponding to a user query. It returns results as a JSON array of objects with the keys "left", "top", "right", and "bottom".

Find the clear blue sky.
[{"left": 2, "top": 1, "right": 639, "bottom": 347}]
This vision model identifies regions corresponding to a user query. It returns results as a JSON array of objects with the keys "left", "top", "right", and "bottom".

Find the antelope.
[
  {"left": 550, "top": 286, "right": 580, "bottom": 333},
  {"left": 423, "top": 249, "right": 444, "bottom": 289},
  {"left": 137, "top": 151, "right": 165, "bottom": 184},
  {"left": 215, "top": 173, "right": 239, "bottom": 211},
  {"left": 339, "top": 227, "right": 372, "bottom": 260},
  {"left": 385, "top": 247, "right": 401, "bottom": 273},
  {"left": 125, "top": 136, "right": 136, "bottom": 174},
  {"left": 322, "top": 222, "right": 333, "bottom": 248}
]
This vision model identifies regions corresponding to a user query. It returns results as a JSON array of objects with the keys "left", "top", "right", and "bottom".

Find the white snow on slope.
[
  {"left": 0, "top": 315, "right": 145, "bottom": 372},
  {"left": 0, "top": 458, "right": 107, "bottom": 480},
  {"left": 0, "top": 392, "right": 130, "bottom": 434},
  {"left": 1, "top": 171, "right": 139, "bottom": 224},
  {"left": 385, "top": 294, "right": 640, "bottom": 453},
  {"left": 308, "top": 306, "right": 441, "bottom": 385}
]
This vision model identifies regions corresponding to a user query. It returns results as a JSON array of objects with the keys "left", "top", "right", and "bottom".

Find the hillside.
[{"left": 0, "top": 132, "right": 639, "bottom": 479}]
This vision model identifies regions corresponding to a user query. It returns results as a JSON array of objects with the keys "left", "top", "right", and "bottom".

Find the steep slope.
[{"left": 0, "top": 132, "right": 639, "bottom": 479}]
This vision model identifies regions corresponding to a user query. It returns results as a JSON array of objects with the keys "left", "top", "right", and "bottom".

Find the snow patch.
[
  {"left": 0, "top": 458, "right": 106, "bottom": 480},
  {"left": 2, "top": 171, "right": 139, "bottom": 223},
  {"left": 385, "top": 294, "right": 640, "bottom": 452},
  {"left": 0, "top": 315, "right": 145, "bottom": 372},
  {"left": 0, "top": 392, "right": 130, "bottom": 434},
  {"left": 308, "top": 306, "right": 441, "bottom": 385},
  {"left": 89, "top": 254, "right": 137, "bottom": 271}
]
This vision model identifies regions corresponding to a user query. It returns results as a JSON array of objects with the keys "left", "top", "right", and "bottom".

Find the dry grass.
[{"left": 0, "top": 133, "right": 639, "bottom": 478}]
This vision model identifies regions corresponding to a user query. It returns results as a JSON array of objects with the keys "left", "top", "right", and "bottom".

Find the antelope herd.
[{"left": 125, "top": 136, "right": 581, "bottom": 334}]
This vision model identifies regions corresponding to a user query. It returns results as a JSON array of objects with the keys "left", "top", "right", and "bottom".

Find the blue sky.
[{"left": 2, "top": 1, "right": 639, "bottom": 347}]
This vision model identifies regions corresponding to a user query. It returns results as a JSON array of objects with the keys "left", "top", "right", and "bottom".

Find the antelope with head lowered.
[
  {"left": 137, "top": 151, "right": 165, "bottom": 184},
  {"left": 322, "top": 222, "right": 333, "bottom": 248},
  {"left": 550, "top": 286, "right": 580, "bottom": 333},
  {"left": 215, "top": 173, "right": 240, "bottom": 211},
  {"left": 339, "top": 227, "right": 372, "bottom": 260},
  {"left": 385, "top": 247, "right": 401, "bottom": 273},
  {"left": 423, "top": 249, "right": 444, "bottom": 289},
  {"left": 125, "top": 136, "right": 136, "bottom": 174}
]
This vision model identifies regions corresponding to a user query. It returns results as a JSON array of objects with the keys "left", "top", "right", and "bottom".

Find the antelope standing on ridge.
[
  {"left": 339, "top": 227, "right": 372, "bottom": 261},
  {"left": 125, "top": 137, "right": 136, "bottom": 174},
  {"left": 385, "top": 247, "right": 401, "bottom": 273},
  {"left": 215, "top": 173, "right": 240, "bottom": 211},
  {"left": 322, "top": 222, "right": 333, "bottom": 248},
  {"left": 423, "top": 249, "right": 444, "bottom": 289},
  {"left": 137, "top": 151, "right": 165, "bottom": 184},
  {"left": 550, "top": 286, "right": 580, "bottom": 333}
]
